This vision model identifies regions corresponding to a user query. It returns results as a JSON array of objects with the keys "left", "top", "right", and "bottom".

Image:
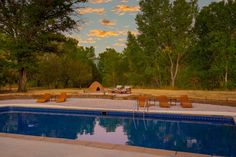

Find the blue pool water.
[{"left": 0, "top": 107, "right": 235, "bottom": 156}]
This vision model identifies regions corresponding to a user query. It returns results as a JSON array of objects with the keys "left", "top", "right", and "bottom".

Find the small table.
[
  {"left": 50, "top": 95, "right": 57, "bottom": 102},
  {"left": 169, "top": 97, "right": 178, "bottom": 106}
]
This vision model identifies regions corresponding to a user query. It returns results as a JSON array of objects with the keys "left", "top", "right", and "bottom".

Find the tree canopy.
[
  {"left": 192, "top": 0, "right": 236, "bottom": 89},
  {"left": 0, "top": 0, "right": 86, "bottom": 92}
]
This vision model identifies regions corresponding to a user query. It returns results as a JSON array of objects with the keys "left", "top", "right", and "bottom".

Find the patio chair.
[
  {"left": 157, "top": 95, "right": 170, "bottom": 108},
  {"left": 124, "top": 86, "right": 132, "bottom": 94},
  {"left": 137, "top": 95, "right": 155, "bottom": 111},
  {"left": 56, "top": 92, "right": 67, "bottom": 103},
  {"left": 179, "top": 95, "right": 192, "bottom": 108},
  {"left": 36, "top": 93, "right": 51, "bottom": 103},
  {"left": 137, "top": 95, "right": 146, "bottom": 110}
]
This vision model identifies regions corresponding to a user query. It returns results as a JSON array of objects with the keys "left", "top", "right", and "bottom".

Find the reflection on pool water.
[{"left": 0, "top": 112, "right": 235, "bottom": 156}]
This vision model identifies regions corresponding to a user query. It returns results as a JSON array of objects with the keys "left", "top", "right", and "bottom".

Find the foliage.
[
  {"left": 136, "top": 0, "right": 198, "bottom": 88},
  {"left": 0, "top": 0, "right": 86, "bottom": 92},
  {"left": 192, "top": 0, "right": 236, "bottom": 89},
  {"left": 0, "top": 34, "right": 18, "bottom": 90},
  {"left": 34, "top": 43, "right": 94, "bottom": 88},
  {"left": 98, "top": 48, "right": 123, "bottom": 87}
]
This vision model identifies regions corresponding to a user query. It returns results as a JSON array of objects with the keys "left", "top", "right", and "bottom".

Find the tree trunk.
[
  {"left": 224, "top": 64, "right": 228, "bottom": 87},
  {"left": 171, "top": 77, "right": 175, "bottom": 88},
  {"left": 168, "top": 53, "right": 180, "bottom": 88},
  {"left": 17, "top": 68, "right": 27, "bottom": 92}
]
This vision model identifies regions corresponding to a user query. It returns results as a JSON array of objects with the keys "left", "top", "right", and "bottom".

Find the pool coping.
[{"left": 0, "top": 104, "right": 234, "bottom": 157}]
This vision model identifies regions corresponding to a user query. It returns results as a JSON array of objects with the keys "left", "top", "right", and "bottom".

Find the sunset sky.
[{"left": 70, "top": 0, "right": 221, "bottom": 55}]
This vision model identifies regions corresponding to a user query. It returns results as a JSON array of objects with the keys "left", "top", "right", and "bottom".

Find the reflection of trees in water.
[
  {"left": 98, "top": 117, "right": 123, "bottom": 132},
  {"left": 0, "top": 113, "right": 96, "bottom": 139},
  {"left": 123, "top": 118, "right": 236, "bottom": 156},
  {"left": 123, "top": 118, "right": 176, "bottom": 148},
  {"left": 0, "top": 113, "right": 19, "bottom": 132},
  {"left": 1, "top": 113, "right": 235, "bottom": 156}
]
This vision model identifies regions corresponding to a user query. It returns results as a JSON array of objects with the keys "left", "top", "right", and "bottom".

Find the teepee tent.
[{"left": 88, "top": 81, "right": 104, "bottom": 92}]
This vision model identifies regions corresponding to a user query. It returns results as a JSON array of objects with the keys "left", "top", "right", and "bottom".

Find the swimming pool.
[{"left": 0, "top": 106, "right": 235, "bottom": 156}]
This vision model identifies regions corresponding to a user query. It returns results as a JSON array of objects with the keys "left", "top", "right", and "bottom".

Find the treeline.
[
  {"left": 0, "top": 0, "right": 236, "bottom": 91},
  {"left": 99, "top": 0, "right": 236, "bottom": 90},
  {"left": 0, "top": 36, "right": 99, "bottom": 90}
]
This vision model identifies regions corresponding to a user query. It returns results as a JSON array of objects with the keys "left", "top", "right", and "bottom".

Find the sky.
[{"left": 69, "top": 0, "right": 221, "bottom": 56}]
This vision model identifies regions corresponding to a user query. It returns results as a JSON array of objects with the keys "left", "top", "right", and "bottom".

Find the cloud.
[
  {"left": 117, "top": 30, "right": 127, "bottom": 36},
  {"left": 113, "top": 5, "right": 140, "bottom": 15},
  {"left": 121, "top": 0, "right": 128, "bottom": 3},
  {"left": 117, "top": 29, "right": 139, "bottom": 36},
  {"left": 100, "top": 19, "right": 116, "bottom": 26},
  {"left": 123, "top": 25, "right": 130, "bottom": 28},
  {"left": 89, "top": 0, "right": 112, "bottom": 4},
  {"left": 80, "top": 38, "right": 96, "bottom": 44},
  {"left": 79, "top": 7, "right": 105, "bottom": 14},
  {"left": 88, "top": 29, "right": 119, "bottom": 38},
  {"left": 113, "top": 42, "right": 125, "bottom": 47},
  {"left": 118, "top": 38, "right": 126, "bottom": 42}
]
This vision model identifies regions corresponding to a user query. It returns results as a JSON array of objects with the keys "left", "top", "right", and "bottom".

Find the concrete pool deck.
[
  {"left": 0, "top": 98, "right": 235, "bottom": 157},
  {"left": 0, "top": 133, "right": 218, "bottom": 157},
  {"left": 0, "top": 98, "right": 236, "bottom": 118}
]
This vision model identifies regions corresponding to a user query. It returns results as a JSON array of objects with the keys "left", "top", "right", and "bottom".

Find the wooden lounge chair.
[
  {"left": 56, "top": 92, "right": 67, "bottom": 103},
  {"left": 157, "top": 95, "right": 170, "bottom": 108},
  {"left": 137, "top": 95, "right": 155, "bottom": 111},
  {"left": 179, "top": 95, "right": 192, "bottom": 108},
  {"left": 36, "top": 93, "right": 51, "bottom": 103},
  {"left": 137, "top": 95, "right": 146, "bottom": 110}
]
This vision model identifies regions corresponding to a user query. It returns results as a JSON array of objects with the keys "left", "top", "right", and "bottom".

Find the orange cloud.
[
  {"left": 79, "top": 7, "right": 105, "bottom": 14},
  {"left": 89, "top": 0, "right": 111, "bottom": 4},
  {"left": 80, "top": 38, "right": 96, "bottom": 44},
  {"left": 113, "top": 5, "right": 140, "bottom": 15},
  {"left": 88, "top": 29, "right": 119, "bottom": 38},
  {"left": 117, "top": 30, "right": 127, "bottom": 36},
  {"left": 100, "top": 19, "right": 116, "bottom": 26},
  {"left": 118, "top": 38, "right": 126, "bottom": 42},
  {"left": 113, "top": 42, "right": 125, "bottom": 47}
]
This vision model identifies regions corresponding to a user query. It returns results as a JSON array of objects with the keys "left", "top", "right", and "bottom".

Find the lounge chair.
[
  {"left": 56, "top": 92, "right": 67, "bottom": 103},
  {"left": 137, "top": 95, "right": 155, "bottom": 111},
  {"left": 111, "top": 85, "right": 123, "bottom": 94},
  {"left": 36, "top": 93, "right": 51, "bottom": 103},
  {"left": 179, "top": 95, "right": 192, "bottom": 108},
  {"left": 157, "top": 95, "right": 170, "bottom": 108},
  {"left": 124, "top": 86, "right": 132, "bottom": 94},
  {"left": 137, "top": 95, "right": 147, "bottom": 110}
]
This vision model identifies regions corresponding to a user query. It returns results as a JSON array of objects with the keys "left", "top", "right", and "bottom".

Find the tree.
[
  {"left": 76, "top": 46, "right": 100, "bottom": 83},
  {"left": 136, "top": 0, "right": 198, "bottom": 88},
  {"left": 194, "top": 0, "right": 236, "bottom": 89},
  {"left": 0, "top": 33, "right": 18, "bottom": 90},
  {"left": 0, "top": 0, "right": 86, "bottom": 92},
  {"left": 35, "top": 39, "right": 94, "bottom": 88},
  {"left": 98, "top": 48, "right": 123, "bottom": 87},
  {"left": 123, "top": 32, "right": 147, "bottom": 86}
]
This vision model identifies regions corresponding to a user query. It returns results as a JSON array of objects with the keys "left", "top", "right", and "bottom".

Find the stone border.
[{"left": 0, "top": 133, "right": 212, "bottom": 157}]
